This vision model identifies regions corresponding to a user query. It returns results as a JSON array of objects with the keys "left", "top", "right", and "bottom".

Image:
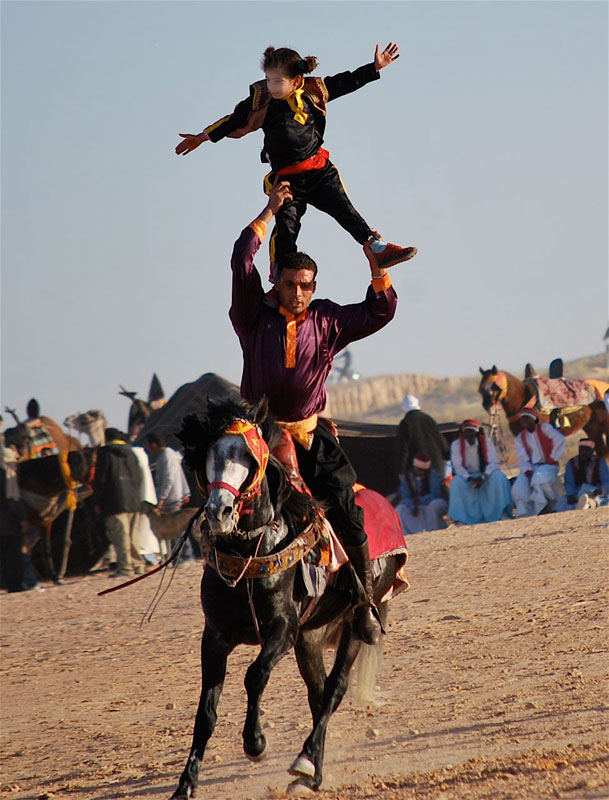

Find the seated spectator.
[
  {"left": 395, "top": 452, "right": 447, "bottom": 535},
  {"left": 448, "top": 419, "right": 513, "bottom": 524},
  {"left": 512, "top": 407, "right": 566, "bottom": 517},
  {"left": 555, "top": 438, "right": 609, "bottom": 511}
]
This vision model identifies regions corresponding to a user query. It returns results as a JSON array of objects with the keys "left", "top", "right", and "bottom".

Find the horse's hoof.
[
  {"left": 287, "top": 779, "right": 317, "bottom": 796},
  {"left": 288, "top": 754, "right": 315, "bottom": 778},
  {"left": 244, "top": 738, "right": 268, "bottom": 762}
]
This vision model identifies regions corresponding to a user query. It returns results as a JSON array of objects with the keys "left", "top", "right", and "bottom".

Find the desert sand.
[{"left": 1, "top": 507, "right": 608, "bottom": 800}]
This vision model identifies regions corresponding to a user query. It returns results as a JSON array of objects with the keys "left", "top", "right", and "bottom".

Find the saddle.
[{"left": 272, "top": 428, "right": 409, "bottom": 605}]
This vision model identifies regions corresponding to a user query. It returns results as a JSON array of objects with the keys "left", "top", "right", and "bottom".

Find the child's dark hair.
[{"left": 262, "top": 47, "right": 318, "bottom": 78}]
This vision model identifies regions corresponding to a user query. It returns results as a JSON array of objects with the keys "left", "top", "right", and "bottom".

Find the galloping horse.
[
  {"left": 169, "top": 397, "right": 407, "bottom": 798},
  {"left": 478, "top": 366, "right": 609, "bottom": 456}
]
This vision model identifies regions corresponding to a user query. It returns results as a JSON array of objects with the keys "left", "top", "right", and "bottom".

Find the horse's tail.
[{"left": 351, "top": 602, "right": 388, "bottom": 704}]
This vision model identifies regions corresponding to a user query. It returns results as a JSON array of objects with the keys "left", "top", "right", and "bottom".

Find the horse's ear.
[
  {"left": 479, "top": 366, "right": 485, "bottom": 375},
  {"left": 251, "top": 396, "right": 269, "bottom": 426},
  {"left": 524, "top": 363, "right": 535, "bottom": 379},
  {"left": 491, "top": 365, "right": 497, "bottom": 374}
]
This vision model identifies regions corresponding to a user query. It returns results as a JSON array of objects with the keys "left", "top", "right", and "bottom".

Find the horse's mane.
[{"left": 177, "top": 397, "right": 321, "bottom": 533}]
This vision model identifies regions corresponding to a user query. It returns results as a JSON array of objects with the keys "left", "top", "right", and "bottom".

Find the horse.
[
  {"left": 478, "top": 366, "right": 609, "bottom": 456},
  {"left": 168, "top": 397, "right": 407, "bottom": 799}
]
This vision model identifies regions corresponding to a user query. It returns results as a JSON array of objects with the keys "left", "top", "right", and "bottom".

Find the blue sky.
[{"left": 2, "top": 1, "right": 607, "bottom": 430}]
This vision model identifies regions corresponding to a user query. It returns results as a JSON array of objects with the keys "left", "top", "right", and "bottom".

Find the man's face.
[
  {"left": 521, "top": 416, "right": 536, "bottom": 432},
  {"left": 579, "top": 446, "right": 593, "bottom": 463},
  {"left": 463, "top": 429, "right": 478, "bottom": 445},
  {"left": 277, "top": 268, "right": 316, "bottom": 315}
]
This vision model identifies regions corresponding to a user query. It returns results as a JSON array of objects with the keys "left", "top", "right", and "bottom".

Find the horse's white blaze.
[{"left": 205, "top": 436, "right": 251, "bottom": 533}]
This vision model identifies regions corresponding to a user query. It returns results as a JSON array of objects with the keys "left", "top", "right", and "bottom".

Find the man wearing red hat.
[
  {"left": 448, "top": 419, "right": 513, "bottom": 524},
  {"left": 555, "top": 438, "right": 609, "bottom": 511},
  {"left": 395, "top": 452, "right": 448, "bottom": 534},
  {"left": 512, "top": 407, "right": 566, "bottom": 517}
]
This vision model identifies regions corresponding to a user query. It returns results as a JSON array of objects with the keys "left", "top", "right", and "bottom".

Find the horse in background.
[
  {"left": 478, "top": 366, "right": 609, "bottom": 456},
  {"left": 167, "top": 397, "right": 407, "bottom": 798}
]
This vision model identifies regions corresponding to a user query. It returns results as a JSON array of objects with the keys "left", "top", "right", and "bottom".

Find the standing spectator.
[
  {"left": 145, "top": 432, "right": 193, "bottom": 562},
  {"left": 92, "top": 428, "right": 144, "bottom": 578},
  {"left": 395, "top": 453, "right": 447, "bottom": 535},
  {"left": 448, "top": 419, "right": 513, "bottom": 524},
  {"left": 512, "top": 408, "right": 566, "bottom": 517},
  {"left": 132, "top": 444, "right": 161, "bottom": 566},
  {"left": 145, "top": 433, "right": 191, "bottom": 511},
  {"left": 0, "top": 440, "right": 42, "bottom": 592},
  {"left": 555, "top": 438, "right": 609, "bottom": 511},
  {"left": 396, "top": 395, "right": 449, "bottom": 479}
]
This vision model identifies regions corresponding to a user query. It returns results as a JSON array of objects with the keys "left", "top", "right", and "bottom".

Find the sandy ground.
[{"left": 1, "top": 508, "right": 608, "bottom": 800}]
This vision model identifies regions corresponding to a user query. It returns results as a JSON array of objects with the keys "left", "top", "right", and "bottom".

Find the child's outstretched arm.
[
  {"left": 175, "top": 131, "right": 209, "bottom": 156},
  {"left": 374, "top": 42, "right": 400, "bottom": 71},
  {"left": 175, "top": 89, "right": 258, "bottom": 155},
  {"left": 322, "top": 42, "right": 400, "bottom": 103}
]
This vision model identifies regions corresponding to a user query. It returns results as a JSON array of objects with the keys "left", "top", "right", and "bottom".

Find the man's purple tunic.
[{"left": 229, "top": 223, "right": 397, "bottom": 421}]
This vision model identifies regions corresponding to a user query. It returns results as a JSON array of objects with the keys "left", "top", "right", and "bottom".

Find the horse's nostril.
[{"left": 221, "top": 506, "right": 232, "bottom": 520}]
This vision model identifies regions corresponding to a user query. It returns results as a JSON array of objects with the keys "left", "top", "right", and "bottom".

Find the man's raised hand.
[{"left": 268, "top": 180, "right": 293, "bottom": 215}]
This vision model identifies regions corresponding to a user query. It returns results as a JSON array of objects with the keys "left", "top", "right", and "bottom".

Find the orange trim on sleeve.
[
  {"left": 249, "top": 220, "right": 267, "bottom": 241},
  {"left": 371, "top": 273, "right": 392, "bottom": 292}
]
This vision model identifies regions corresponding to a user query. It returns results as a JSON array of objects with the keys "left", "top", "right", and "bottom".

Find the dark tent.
[{"left": 135, "top": 373, "right": 460, "bottom": 498}]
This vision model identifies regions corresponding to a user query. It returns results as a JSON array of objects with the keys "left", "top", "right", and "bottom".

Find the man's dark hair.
[
  {"left": 104, "top": 427, "right": 125, "bottom": 443},
  {"left": 146, "top": 431, "right": 166, "bottom": 447},
  {"left": 276, "top": 251, "right": 318, "bottom": 278}
]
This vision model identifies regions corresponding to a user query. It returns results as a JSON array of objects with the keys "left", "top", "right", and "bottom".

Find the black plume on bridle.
[{"left": 177, "top": 397, "right": 321, "bottom": 535}]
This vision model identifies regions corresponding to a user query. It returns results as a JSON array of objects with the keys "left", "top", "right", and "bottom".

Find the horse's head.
[
  {"left": 478, "top": 365, "right": 508, "bottom": 412},
  {"left": 178, "top": 397, "right": 282, "bottom": 536}
]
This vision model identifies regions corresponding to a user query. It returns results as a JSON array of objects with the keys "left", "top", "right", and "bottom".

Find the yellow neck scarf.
[{"left": 286, "top": 79, "right": 308, "bottom": 125}]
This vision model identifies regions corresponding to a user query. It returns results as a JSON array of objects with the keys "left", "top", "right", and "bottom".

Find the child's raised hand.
[
  {"left": 175, "top": 131, "right": 209, "bottom": 155},
  {"left": 374, "top": 42, "right": 400, "bottom": 71}
]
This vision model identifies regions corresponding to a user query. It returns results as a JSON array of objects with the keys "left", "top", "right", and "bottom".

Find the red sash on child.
[{"left": 277, "top": 147, "right": 330, "bottom": 177}]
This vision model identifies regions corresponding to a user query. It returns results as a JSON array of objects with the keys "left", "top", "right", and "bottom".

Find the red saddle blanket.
[
  {"left": 525, "top": 377, "right": 597, "bottom": 411},
  {"left": 354, "top": 485, "right": 407, "bottom": 560}
]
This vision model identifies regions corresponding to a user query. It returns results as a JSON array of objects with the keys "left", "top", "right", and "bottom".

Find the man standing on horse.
[{"left": 229, "top": 180, "right": 398, "bottom": 645}]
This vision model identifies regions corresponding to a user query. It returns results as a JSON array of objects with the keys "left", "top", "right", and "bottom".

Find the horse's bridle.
[
  {"left": 201, "top": 419, "right": 270, "bottom": 525},
  {"left": 482, "top": 370, "right": 508, "bottom": 406}
]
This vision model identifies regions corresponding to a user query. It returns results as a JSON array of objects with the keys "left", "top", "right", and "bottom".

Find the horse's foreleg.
[
  {"left": 294, "top": 628, "right": 327, "bottom": 723},
  {"left": 289, "top": 623, "right": 361, "bottom": 791},
  {"left": 242, "top": 617, "right": 298, "bottom": 761},
  {"left": 170, "top": 627, "right": 232, "bottom": 800}
]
